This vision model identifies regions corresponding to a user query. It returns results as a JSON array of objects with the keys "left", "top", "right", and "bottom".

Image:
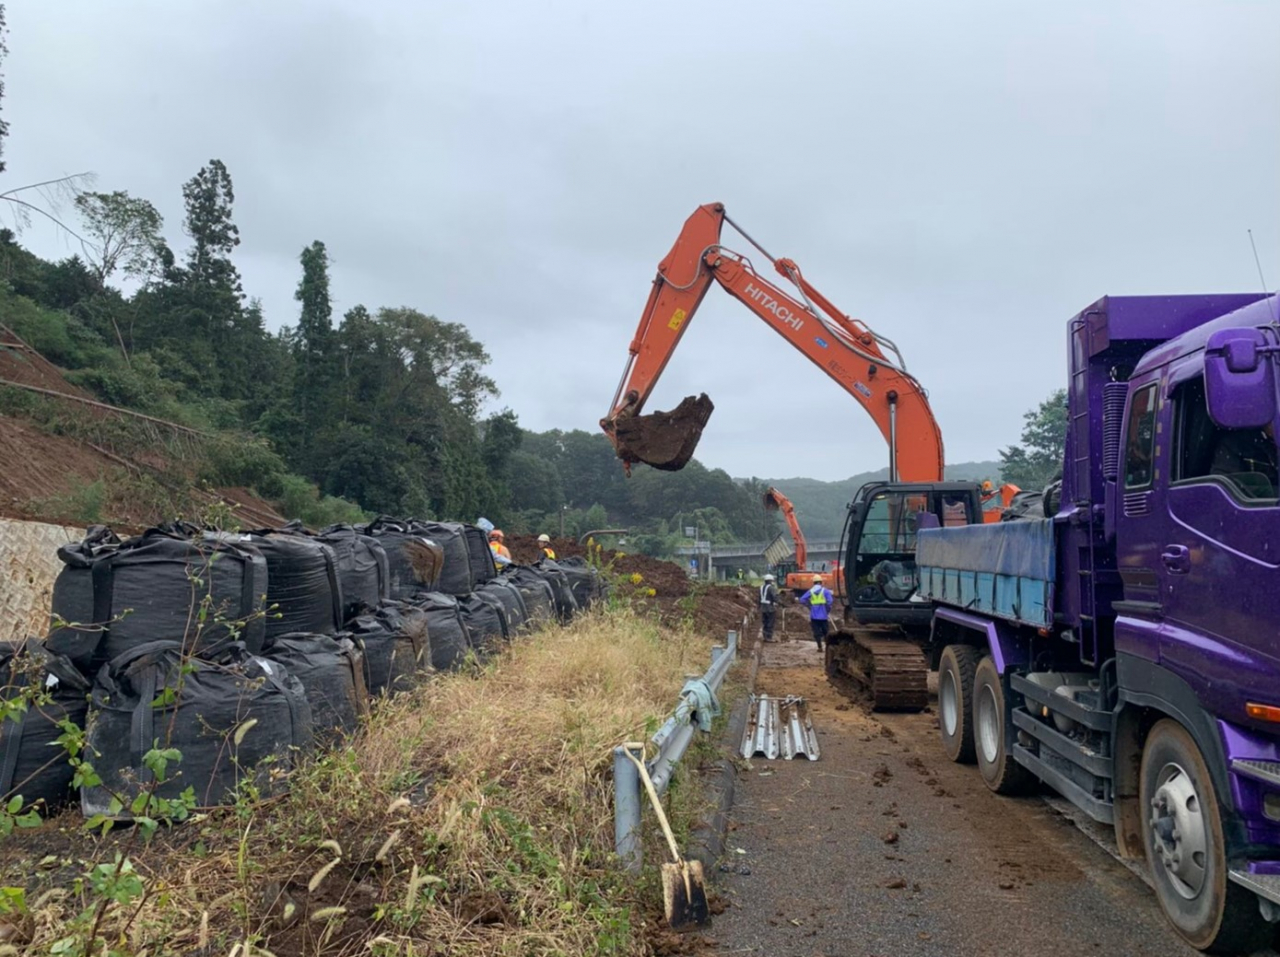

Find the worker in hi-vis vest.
[
  {"left": 799, "top": 575, "right": 834, "bottom": 651},
  {"left": 537, "top": 533, "right": 556, "bottom": 560},
  {"left": 759, "top": 574, "right": 780, "bottom": 642}
]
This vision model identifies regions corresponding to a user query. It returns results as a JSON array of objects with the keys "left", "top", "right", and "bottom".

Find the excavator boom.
[{"left": 601, "top": 204, "right": 944, "bottom": 482}]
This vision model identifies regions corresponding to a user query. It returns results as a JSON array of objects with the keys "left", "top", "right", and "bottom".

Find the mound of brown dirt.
[{"left": 506, "top": 535, "right": 694, "bottom": 598}]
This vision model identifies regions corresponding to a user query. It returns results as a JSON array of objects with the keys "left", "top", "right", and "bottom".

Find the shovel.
[{"left": 622, "top": 743, "right": 710, "bottom": 931}]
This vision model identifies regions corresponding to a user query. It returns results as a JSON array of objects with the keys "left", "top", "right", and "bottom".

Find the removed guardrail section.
[{"left": 613, "top": 616, "right": 745, "bottom": 872}]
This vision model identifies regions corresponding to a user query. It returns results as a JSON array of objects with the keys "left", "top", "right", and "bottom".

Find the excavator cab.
[{"left": 841, "top": 481, "right": 983, "bottom": 631}]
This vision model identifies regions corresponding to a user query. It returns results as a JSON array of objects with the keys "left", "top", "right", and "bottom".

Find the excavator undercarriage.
[{"left": 824, "top": 625, "right": 929, "bottom": 712}]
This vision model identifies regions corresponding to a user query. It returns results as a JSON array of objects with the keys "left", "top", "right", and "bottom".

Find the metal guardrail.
[{"left": 613, "top": 620, "right": 744, "bottom": 872}]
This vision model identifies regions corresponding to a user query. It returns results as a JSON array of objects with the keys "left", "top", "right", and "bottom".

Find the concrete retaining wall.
[{"left": 0, "top": 517, "right": 83, "bottom": 643}]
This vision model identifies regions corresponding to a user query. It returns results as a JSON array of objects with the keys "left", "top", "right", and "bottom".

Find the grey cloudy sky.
[{"left": 7, "top": 0, "right": 1279, "bottom": 482}]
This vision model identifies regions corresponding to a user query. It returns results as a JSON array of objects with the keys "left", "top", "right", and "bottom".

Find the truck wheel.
[
  {"left": 1140, "top": 719, "right": 1270, "bottom": 953},
  {"left": 938, "top": 645, "right": 979, "bottom": 764},
  {"left": 973, "top": 656, "right": 1034, "bottom": 795}
]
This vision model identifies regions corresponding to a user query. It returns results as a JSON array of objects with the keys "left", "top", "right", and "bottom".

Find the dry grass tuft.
[{"left": 0, "top": 610, "right": 726, "bottom": 956}]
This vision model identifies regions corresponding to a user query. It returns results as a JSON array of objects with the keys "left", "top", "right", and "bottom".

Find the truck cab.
[{"left": 912, "top": 293, "right": 1280, "bottom": 953}]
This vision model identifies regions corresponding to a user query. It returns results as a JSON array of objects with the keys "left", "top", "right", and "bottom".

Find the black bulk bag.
[
  {"left": 360, "top": 517, "right": 447, "bottom": 599},
  {"left": 554, "top": 557, "right": 604, "bottom": 611},
  {"left": 462, "top": 525, "right": 497, "bottom": 585},
  {"left": 500, "top": 567, "right": 556, "bottom": 628},
  {"left": 46, "top": 525, "right": 121, "bottom": 672},
  {"left": 261, "top": 633, "right": 367, "bottom": 744},
  {"left": 533, "top": 560, "right": 580, "bottom": 622},
  {"left": 49, "top": 528, "right": 268, "bottom": 670},
  {"left": 315, "top": 524, "right": 389, "bottom": 621},
  {"left": 233, "top": 530, "right": 344, "bottom": 640},
  {"left": 477, "top": 578, "right": 528, "bottom": 636},
  {"left": 345, "top": 601, "right": 431, "bottom": 696},
  {"left": 416, "top": 522, "right": 474, "bottom": 596},
  {"left": 457, "top": 592, "right": 506, "bottom": 655},
  {"left": 409, "top": 593, "right": 472, "bottom": 671},
  {"left": 0, "top": 641, "right": 90, "bottom": 811},
  {"left": 81, "top": 641, "right": 312, "bottom": 817}
]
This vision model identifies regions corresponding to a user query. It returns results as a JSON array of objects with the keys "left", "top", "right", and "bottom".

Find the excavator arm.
[
  {"left": 763, "top": 486, "right": 807, "bottom": 570},
  {"left": 601, "top": 203, "right": 945, "bottom": 482}
]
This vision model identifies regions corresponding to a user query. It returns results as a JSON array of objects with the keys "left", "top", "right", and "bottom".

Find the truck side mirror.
[{"left": 1204, "top": 328, "right": 1277, "bottom": 430}]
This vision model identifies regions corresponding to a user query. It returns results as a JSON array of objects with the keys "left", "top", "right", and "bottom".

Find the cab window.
[
  {"left": 1173, "top": 376, "right": 1278, "bottom": 501},
  {"left": 1124, "top": 384, "right": 1158, "bottom": 489}
]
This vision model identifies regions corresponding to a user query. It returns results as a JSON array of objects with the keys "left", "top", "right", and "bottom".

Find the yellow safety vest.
[
  {"left": 542, "top": 547, "right": 556, "bottom": 560},
  {"left": 807, "top": 587, "right": 828, "bottom": 606}
]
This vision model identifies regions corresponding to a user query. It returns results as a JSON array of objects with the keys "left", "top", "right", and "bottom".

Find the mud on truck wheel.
[
  {"left": 1140, "top": 719, "right": 1272, "bottom": 954},
  {"left": 973, "top": 657, "right": 1035, "bottom": 796},
  {"left": 938, "top": 644, "right": 980, "bottom": 765}
]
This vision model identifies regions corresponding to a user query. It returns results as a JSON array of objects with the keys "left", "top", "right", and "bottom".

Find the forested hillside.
[{"left": 0, "top": 159, "right": 777, "bottom": 547}]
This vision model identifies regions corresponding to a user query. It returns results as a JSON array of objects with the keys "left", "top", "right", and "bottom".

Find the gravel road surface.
[{"left": 709, "top": 638, "right": 1279, "bottom": 957}]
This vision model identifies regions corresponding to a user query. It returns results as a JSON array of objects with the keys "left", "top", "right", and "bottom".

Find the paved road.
[{"left": 710, "top": 639, "right": 1279, "bottom": 957}]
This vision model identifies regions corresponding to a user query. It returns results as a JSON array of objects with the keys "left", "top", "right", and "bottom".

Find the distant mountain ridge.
[{"left": 744, "top": 460, "right": 1003, "bottom": 541}]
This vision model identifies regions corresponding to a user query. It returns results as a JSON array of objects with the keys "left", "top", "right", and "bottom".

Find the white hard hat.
[
  {"left": 763, "top": 574, "right": 775, "bottom": 581},
  {"left": 537, "top": 534, "right": 551, "bottom": 543}
]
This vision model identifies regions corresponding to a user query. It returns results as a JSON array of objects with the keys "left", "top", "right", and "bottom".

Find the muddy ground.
[{"left": 709, "top": 633, "right": 1280, "bottom": 957}]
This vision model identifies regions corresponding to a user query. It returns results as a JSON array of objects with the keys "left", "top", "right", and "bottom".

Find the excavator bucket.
[{"left": 612, "top": 394, "right": 714, "bottom": 472}]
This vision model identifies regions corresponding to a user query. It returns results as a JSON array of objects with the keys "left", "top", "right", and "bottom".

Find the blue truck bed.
[{"left": 915, "top": 519, "right": 1055, "bottom": 628}]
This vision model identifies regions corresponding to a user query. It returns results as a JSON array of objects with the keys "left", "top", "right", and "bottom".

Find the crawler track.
[{"left": 825, "top": 626, "right": 928, "bottom": 711}]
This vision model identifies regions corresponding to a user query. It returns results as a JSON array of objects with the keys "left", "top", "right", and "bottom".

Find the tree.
[
  {"left": 292, "top": 240, "right": 335, "bottom": 455},
  {"left": 73, "top": 191, "right": 166, "bottom": 286},
  {"left": 999, "top": 389, "right": 1067, "bottom": 491},
  {"left": 135, "top": 159, "right": 251, "bottom": 396},
  {"left": 180, "top": 159, "right": 241, "bottom": 292}
]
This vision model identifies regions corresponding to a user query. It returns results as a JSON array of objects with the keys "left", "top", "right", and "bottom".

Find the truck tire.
[
  {"left": 1139, "top": 719, "right": 1271, "bottom": 954},
  {"left": 973, "top": 657, "right": 1035, "bottom": 795},
  {"left": 938, "top": 645, "right": 979, "bottom": 764}
]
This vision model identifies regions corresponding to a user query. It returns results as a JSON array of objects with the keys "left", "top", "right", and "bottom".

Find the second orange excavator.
[{"left": 762, "top": 486, "right": 841, "bottom": 592}]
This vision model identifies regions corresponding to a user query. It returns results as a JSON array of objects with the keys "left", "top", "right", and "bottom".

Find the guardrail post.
[
  {"left": 614, "top": 627, "right": 742, "bottom": 874},
  {"left": 613, "top": 743, "right": 643, "bottom": 873}
]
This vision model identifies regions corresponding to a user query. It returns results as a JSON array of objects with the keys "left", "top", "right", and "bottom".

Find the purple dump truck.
[{"left": 902, "top": 294, "right": 1280, "bottom": 952}]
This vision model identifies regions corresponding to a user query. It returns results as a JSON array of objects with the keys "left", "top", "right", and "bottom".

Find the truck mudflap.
[{"left": 1228, "top": 866, "right": 1280, "bottom": 917}]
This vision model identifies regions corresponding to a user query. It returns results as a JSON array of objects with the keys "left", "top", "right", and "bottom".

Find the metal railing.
[{"left": 613, "top": 621, "right": 743, "bottom": 871}]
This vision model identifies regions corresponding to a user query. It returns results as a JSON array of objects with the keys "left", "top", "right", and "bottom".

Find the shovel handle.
[{"left": 622, "top": 744, "right": 682, "bottom": 864}]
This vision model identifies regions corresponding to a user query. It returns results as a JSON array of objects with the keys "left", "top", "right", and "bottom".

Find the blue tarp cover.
[{"left": 916, "top": 519, "right": 1054, "bottom": 581}]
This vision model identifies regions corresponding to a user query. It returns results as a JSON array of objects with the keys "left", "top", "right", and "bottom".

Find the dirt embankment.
[
  {"left": 0, "top": 330, "right": 285, "bottom": 529},
  {"left": 506, "top": 534, "right": 755, "bottom": 637}
]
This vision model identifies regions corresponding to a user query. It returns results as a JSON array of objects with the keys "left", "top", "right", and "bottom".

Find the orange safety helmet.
[{"left": 489, "top": 529, "right": 504, "bottom": 541}]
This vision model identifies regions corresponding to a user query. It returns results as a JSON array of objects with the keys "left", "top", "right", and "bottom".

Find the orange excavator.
[
  {"left": 762, "top": 486, "right": 842, "bottom": 592},
  {"left": 601, "top": 203, "right": 1019, "bottom": 707},
  {"left": 599, "top": 202, "right": 1016, "bottom": 512},
  {"left": 601, "top": 203, "right": 943, "bottom": 484}
]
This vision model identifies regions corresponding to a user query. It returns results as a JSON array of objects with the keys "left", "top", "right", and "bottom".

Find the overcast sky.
[{"left": 6, "top": 1, "right": 1278, "bottom": 482}]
